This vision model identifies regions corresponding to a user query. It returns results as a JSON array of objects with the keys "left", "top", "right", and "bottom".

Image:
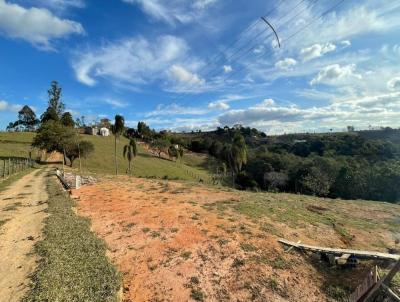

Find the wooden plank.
[
  {"left": 364, "top": 260, "right": 400, "bottom": 302},
  {"left": 349, "top": 266, "right": 378, "bottom": 302},
  {"left": 278, "top": 239, "right": 400, "bottom": 261},
  {"left": 382, "top": 284, "right": 400, "bottom": 302}
]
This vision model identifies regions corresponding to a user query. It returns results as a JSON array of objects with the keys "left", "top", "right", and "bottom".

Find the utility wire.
[
  {"left": 179, "top": 0, "right": 346, "bottom": 107},
  {"left": 172, "top": 0, "right": 309, "bottom": 104}
]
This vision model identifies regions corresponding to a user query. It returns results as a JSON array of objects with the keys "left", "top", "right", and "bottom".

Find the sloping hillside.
[
  {"left": 0, "top": 132, "right": 212, "bottom": 182},
  {"left": 73, "top": 176, "right": 400, "bottom": 301}
]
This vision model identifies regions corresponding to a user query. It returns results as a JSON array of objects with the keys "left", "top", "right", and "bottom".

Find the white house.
[{"left": 100, "top": 127, "right": 110, "bottom": 136}]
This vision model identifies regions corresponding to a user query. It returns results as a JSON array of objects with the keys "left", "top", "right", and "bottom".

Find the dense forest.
[{"left": 166, "top": 126, "right": 400, "bottom": 203}]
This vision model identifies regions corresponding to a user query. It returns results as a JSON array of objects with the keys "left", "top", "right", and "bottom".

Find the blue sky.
[{"left": 0, "top": 0, "right": 400, "bottom": 133}]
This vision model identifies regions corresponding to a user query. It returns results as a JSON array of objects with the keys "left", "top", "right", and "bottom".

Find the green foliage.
[
  {"left": 65, "top": 140, "right": 94, "bottom": 167},
  {"left": 60, "top": 112, "right": 75, "bottom": 128},
  {"left": 16, "top": 105, "right": 39, "bottom": 131},
  {"left": 112, "top": 115, "right": 125, "bottom": 175},
  {"left": 32, "top": 121, "right": 77, "bottom": 153},
  {"left": 151, "top": 138, "right": 170, "bottom": 157},
  {"left": 123, "top": 139, "right": 137, "bottom": 175},
  {"left": 40, "top": 81, "right": 65, "bottom": 124}
]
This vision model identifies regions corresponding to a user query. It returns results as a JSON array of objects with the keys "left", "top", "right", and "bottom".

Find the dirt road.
[{"left": 0, "top": 169, "right": 48, "bottom": 302}]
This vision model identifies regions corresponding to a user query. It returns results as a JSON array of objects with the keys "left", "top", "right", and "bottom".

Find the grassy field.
[
  {"left": 0, "top": 132, "right": 35, "bottom": 158},
  {"left": 0, "top": 132, "right": 212, "bottom": 182},
  {"left": 24, "top": 178, "right": 121, "bottom": 302}
]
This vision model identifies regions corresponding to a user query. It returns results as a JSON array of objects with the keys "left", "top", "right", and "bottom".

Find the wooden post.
[
  {"left": 365, "top": 260, "right": 400, "bottom": 302},
  {"left": 2, "top": 160, "right": 5, "bottom": 178}
]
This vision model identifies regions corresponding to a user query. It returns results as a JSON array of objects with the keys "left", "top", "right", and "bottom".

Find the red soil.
[{"left": 72, "top": 177, "right": 394, "bottom": 302}]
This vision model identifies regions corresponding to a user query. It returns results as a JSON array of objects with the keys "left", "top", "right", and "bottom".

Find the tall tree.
[
  {"left": 111, "top": 115, "right": 125, "bottom": 175},
  {"left": 61, "top": 112, "right": 75, "bottom": 128},
  {"left": 40, "top": 81, "right": 65, "bottom": 123},
  {"left": 17, "top": 105, "right": 39, "bottom": 131},
  {"left": 222, "top": 132, "right": 248, "bottom": 186},
  {"left": 123, "top": 139, "right": 137, "bottom": 175},
  {"left": 48, "top": 81, "right": 64, "bottom": 117}
]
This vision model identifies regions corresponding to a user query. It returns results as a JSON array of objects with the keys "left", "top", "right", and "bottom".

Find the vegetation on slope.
[
  {"left": 73, "top": 134, "right": 211, "bottom": 181},
  {"left": 0, "top": 132, "right": 212, "bottom": 182},
  {"left": 177, "top": 126, "right": 400, "bottom": 203},
  {"left": 24, "top": 178, "right": 121, "bottom": 302}
]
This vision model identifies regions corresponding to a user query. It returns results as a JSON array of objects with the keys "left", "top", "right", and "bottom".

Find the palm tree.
[
  {"left": 111, "top": 115, "right": 125, "bottom": 175},
  {"left": 123, "top": 139, "right": 137, "bottom": 176},
  {"left": 222, "top": 133, "right": 247, "bottom": 186}
]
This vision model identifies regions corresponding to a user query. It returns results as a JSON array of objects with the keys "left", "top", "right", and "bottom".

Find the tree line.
[{"left": 171, "top": 126, "right": 400, "bottom": 203}]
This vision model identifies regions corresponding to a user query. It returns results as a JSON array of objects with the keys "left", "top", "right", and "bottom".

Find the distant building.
[
  {"left": 85, "top": 126, "right": 99, "bottom": 135},
  {"left": 99, "top": 118, "right": 111, "bottom": 128},
  {"left": 294, "top": 139, "right": 307, "bottom": 143},
  {"left": 99, "top": 127, "right": 110, "bottom": 136}
]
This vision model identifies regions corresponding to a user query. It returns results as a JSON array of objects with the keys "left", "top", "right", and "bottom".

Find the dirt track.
[{"left": 0, "top": 169, "right": 48, "bottom": 302}]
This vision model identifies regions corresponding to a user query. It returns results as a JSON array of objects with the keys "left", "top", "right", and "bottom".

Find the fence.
[{"left": 0, "top": 157, "right": 34, "bottom": 179}]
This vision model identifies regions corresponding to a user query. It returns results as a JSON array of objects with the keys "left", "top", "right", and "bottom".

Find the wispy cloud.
[
  {"left": 121, "top": 0, "right": 218, "bottom": 25},
  {"left": 72, "top": 35, "right": 201, "bottom": 88},
  {"left": 0, "top": 100, "right": 22, "bottom": 112}
]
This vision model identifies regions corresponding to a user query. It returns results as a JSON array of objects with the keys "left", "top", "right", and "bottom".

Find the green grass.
[
  {"left": 0, "top": 132, "right": 212, "bottom": 182},
  {"left": 23, "top": 178, "right": 121, "bottom": 302},
  {"left": 229, "top": 192, "right": 400, "bottom": 233},
  {"left": 0, "top": 132, "right": 36, "bottom": 158},
  {"left": 76, "top": 134, "right": 211, "bottom": 181}
]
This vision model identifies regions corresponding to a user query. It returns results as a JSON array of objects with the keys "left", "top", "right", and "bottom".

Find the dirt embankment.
[{"left": 0, "top": 169, "right": 48, "bottom": 302}]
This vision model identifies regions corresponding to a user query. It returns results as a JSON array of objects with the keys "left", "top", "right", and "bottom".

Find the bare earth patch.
[
  {"left": 73, "top": 177, "right": 400, "bottom": 302},
  {"left": 0, "top": 169, "right": 48, "bottom": 302}
]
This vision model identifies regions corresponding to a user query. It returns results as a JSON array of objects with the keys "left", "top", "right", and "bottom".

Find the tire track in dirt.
[{"left": 0, "top": 168, "right": 49, "bottom": 302}]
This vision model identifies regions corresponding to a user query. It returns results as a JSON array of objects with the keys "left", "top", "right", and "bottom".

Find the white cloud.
[
  {"left": 0, "top": 0, "right": 84, "bottom": 49},
  {"left": 223, "top": 65, "right": 233, "bottom": 73},
  {"left": 72, "top": 35, "right": 197, "bottom": 87},
  {"left": 217, "top": 92, "right": 400, "bottom": 134},
  {"left": 341, "top": 40, "right": 351, "bottom": 48},
  {"left": 104, "top": 98, "right": 128, "bottom": 108},
  {"left": 208, "top": 101, "right": 229, "bottom": 110},
  {"left": 169, "top": 65, "right": 204, "bottom": 85},
  {"left": 275, "top": 58, "right": 297, "bottom": 70},
  {"left": 310, "top": 64, "right": 362, "bottom": 86},
  {"left": 0, "top": 100, "right": 22, "bottom": 112},
  {"left": 122, "top": 0, "right": 218, "bottom": 25},
  {"left": 19, "top": 0, "right": 85, "bottom": 12},
  {"left": 193, "top": 0, "right": 217, "bottom": 10},
  {"left": 145, "top": 103, "right": 207, "bottom": 117},
  {"left": 300, "top": 43, "right": 336, "bottom": 62},
  {"left": 387, "top": 77, "right": 400, "bottom": 91}
]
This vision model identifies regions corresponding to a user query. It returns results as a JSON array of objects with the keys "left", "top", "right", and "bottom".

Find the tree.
[
  {"left": 61, "top": 112, "right": 75, "bottom": 128},
  {"left": 111, "top": 115, "right": 125, "bottom": 175},
  {"left": 123, "top": 139, "right": 137, "bottom": 175},
  {"left": 47, "top": 81, "right": 64, "bottom": 117},
  {"left": 41, "top": 107, "right": 59, "bottom": 123},
  {"left": 32, "top": 120, "right": 77, "bottom": 166},
  {"left": 137, "top": 121, "right": 151, "bottom": 140},
  {"left": 65, "top": 140, "right": 94, "bottom": 167},
  {"left": 17, "top": 105, "right": 39, "bottom": 131},
  {"left": 151, "top": 138, "right": 170, "bottom": 158},
  {"left": 221, "top": 132, "right": 248, "bottom": 186},
  {"left": 168, "top": 145, "right": 180, "bottom": 161},
  {"left": 40, "top": 81, "right": 65, "bottom": 123}
]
